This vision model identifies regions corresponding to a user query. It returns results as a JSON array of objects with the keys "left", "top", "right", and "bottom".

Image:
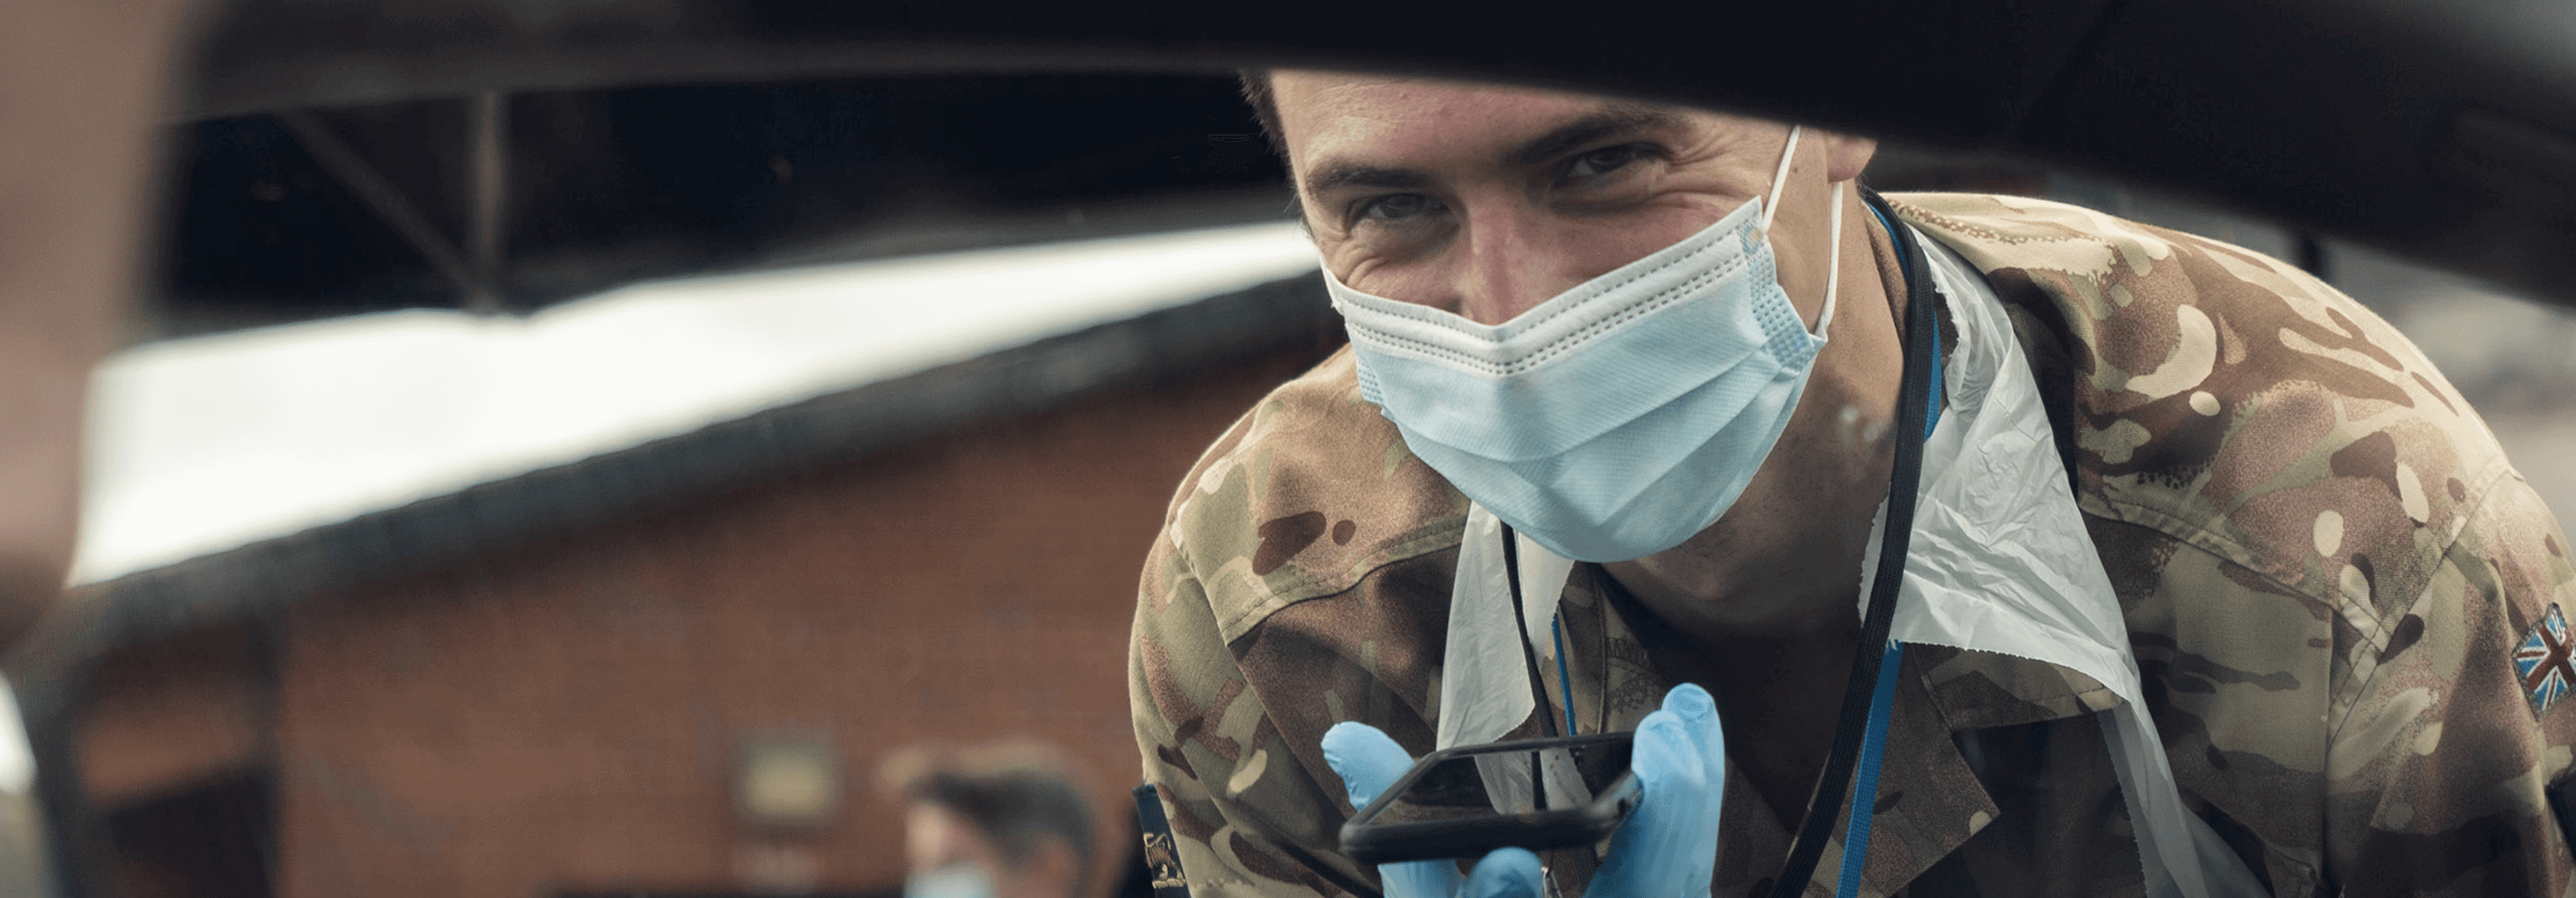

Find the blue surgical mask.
[
  {"left": 1326, "top": 127, "right": 1841, "bottom": 562},
  {"left": 906, "top": 864, "right": 998, "bottom": 898}
]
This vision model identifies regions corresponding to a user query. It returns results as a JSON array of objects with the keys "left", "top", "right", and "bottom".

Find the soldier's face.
[
  {"left": 1273, "top": 72, "right": 1909, "bottom": 627},
  {"left": 1272, "top": 71, "right": 1832, "bottom": 329}
]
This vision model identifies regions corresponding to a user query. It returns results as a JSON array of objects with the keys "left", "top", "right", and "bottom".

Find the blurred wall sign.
[{"left": 738, "top": 737, "right": 842, "bottom": 829}]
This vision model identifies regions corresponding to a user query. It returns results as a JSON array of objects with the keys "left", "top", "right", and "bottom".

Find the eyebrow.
[
  {"left": 1302, "top": 163, "right": 1435, "bottom": 196},
  {"left": 1299, "top": 101, "right": 1686, "bottom": 198},
  {"left": 1509, "top": 103, "right": 1683, "bottom": 167}
]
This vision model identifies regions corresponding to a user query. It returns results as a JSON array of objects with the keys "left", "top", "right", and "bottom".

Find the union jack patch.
[{"left": 2514, "top": 604, "right": 2575, "bottom": 717}]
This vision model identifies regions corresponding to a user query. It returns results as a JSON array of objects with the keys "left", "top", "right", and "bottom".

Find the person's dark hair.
[
  {"left": 884, "top": 743, "right": 1099, "bottom": 897},
  {"left": 1237, "top": 68, "right": 1286, "bottom": 160}
]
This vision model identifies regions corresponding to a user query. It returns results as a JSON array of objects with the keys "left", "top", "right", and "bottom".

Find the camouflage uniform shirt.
[{"left": 1129, "top": 193, "right": 2576, "bottom": 897}]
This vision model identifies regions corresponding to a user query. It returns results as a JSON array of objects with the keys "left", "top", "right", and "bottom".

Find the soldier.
[{"left": 1129, "top": 70, "right": 2576, "bottom": 897}]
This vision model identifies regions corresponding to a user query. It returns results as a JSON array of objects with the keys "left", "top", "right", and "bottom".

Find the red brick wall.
[
  {"left": 78, "top": 625, "right": 267, "bottom": 809},
  {"left": 266, "top": 342, "right": 1334, "bottom": 898}
]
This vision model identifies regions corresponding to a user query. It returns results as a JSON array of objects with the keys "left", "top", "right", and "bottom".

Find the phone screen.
[{"left": 1378, "top": 735, "right": 1633, "bottom": 824}]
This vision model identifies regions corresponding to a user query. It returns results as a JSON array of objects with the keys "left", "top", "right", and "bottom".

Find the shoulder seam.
[
  {"left": 1207, "top": 519, "right": 1466, "bottom": 642},
  {"left": 2089, "top": 458, "right": 2517, "bottom": 612},
  {"left": 2084, "top": 458, "right": 2517, "bottom": 745},
  {"left": 2323, "top": 461, "right": 2525, "bottom": 743}
]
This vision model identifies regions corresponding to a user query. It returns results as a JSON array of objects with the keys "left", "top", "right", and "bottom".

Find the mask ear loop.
[
  {"left": 1758, "top": 125, "right": 1844, "bottom": 339},
  {"left": 1760, "top": 125, "right": 1802, "bottom": 232},
  {"left": 1814, "top": 181, "right": 1844, "bottom": 340}
]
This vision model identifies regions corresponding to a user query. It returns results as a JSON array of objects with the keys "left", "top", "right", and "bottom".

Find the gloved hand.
[{"left": 1322, "top": 684, "right": 1725, "bottom": 898}]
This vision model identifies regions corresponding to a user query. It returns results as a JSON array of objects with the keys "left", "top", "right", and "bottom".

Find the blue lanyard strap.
[
  {"left": 1866, "top": 201, "right": 1913, "bottom": 286},
  {"left": 1835, "top": 330, "right": 1940, "bottom": 898},
  {"left": 1837, "top": 642, "right": 1907, "bottom": 897},
  {"left": 1553, "top": 617, "right": 1578, "bottom": 736}
]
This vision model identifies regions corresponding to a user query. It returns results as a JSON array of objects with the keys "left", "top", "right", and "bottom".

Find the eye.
[
  {"left": 1566, "top": 145, "right": 1650, "bottom": 179},
  {"left": 1353, "top": 193, "right": 1442, "bottom": 224}
]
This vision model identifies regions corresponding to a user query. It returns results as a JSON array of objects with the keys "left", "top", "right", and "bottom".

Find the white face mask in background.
[
  {"left": 904, "top": 863, "right": 998, "bottom": 898},
  {"left": 1327, "top": 127, "right": 1844, "bottom": 562}
]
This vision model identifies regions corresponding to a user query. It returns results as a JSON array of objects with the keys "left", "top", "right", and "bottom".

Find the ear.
[{"left": 1819, "top": 132, "right": 1878, "bottom": 183}]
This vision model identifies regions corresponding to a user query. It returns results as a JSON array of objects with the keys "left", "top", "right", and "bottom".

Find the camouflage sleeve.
[
  {"left": 2326, "top": 470, "right": 2576, "bottom": 895},
  {"left": 1129, "top": 529, "right": 1383, "bottom": 898}
]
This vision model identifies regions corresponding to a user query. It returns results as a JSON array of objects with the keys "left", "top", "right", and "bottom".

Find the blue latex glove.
[{"left": 1323, "top": 684, "right": 1725, "bottom": 898}]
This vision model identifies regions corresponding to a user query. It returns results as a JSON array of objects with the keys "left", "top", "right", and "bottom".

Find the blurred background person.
[{"left": 882, "top": 741, "right": 1099, "bottom": 898}]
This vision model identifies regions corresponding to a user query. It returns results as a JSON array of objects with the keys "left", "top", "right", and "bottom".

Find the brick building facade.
[{"left": 13, "top": 274, "right": 1340, "bottom": 898}]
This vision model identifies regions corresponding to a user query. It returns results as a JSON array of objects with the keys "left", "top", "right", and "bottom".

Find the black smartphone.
[{"left": 1339, "top": 731, "right": 1640, "bottom": 866}]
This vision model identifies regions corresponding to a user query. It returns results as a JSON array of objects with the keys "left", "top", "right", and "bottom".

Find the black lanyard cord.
[
  {"left": 1767, "top": 189, "right": 1940, "bottom": 898},
  {"left": 1498, "top": 522, "right": 1565, "bottom": 742}
]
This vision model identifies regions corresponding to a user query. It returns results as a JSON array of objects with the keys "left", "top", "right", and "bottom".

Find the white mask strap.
[
  {"left": 1760, "top": 125, "right": 1803, "bottom": 232},
  {"left": 1815, "top": 180, "right": 1844, "bottom": 339},
  {"left": 1759, "top": 125, "right": 1841, "bottom": 339}
]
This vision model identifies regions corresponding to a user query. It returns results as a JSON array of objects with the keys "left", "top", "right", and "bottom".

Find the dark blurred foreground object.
[
  {"left": 0, "top": 0, "right": 211, "bottom": 896},
  {"left": 170, "top": 0, "right": 2576, "bottom": 311}
]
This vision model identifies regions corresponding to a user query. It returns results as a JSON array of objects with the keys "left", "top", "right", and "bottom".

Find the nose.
[{"left": 1448, "top": 203, "right": 1581, "bottom": 325}]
